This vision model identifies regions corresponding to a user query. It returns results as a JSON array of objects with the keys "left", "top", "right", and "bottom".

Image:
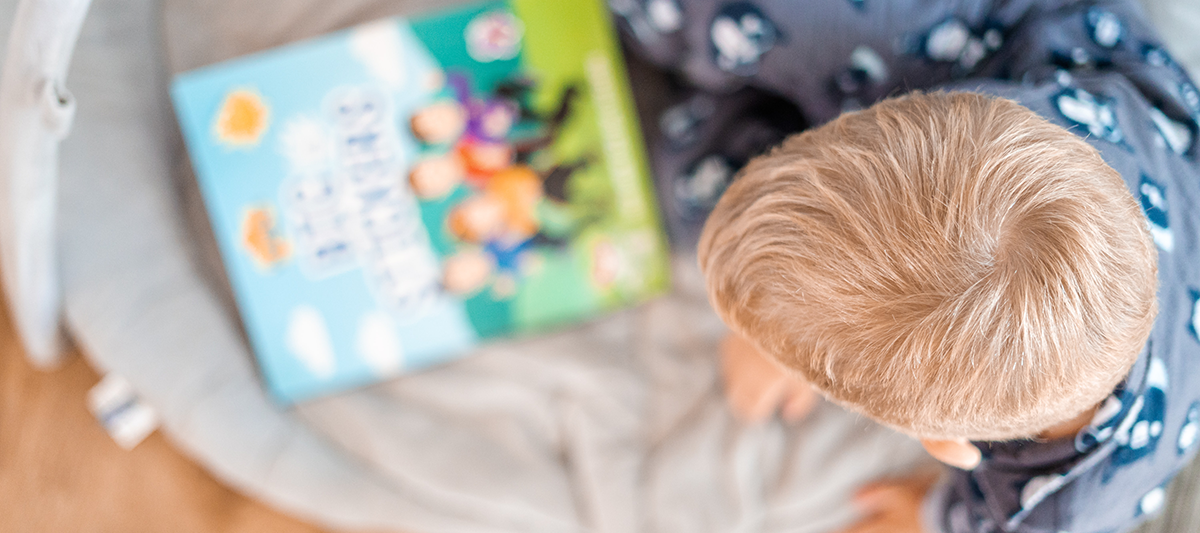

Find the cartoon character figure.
[
  {"left": 448, "top": 75, "right": 522, "bottom": 144},
  {"left": 458, "top": 139, "right": 517, "bottom": 185},
  {"left": 242, "top": 206, "right": 291, "bottom": 269},
  {"left": 1139, "top": 174, "right": 1173, "bottom": 252},
  {"left": 409, "top": 74, "right": 587, "bottom": 197},
  {"left": 410, "top": 73, "right": 597, "bottom": 297},
  {"left": 443, "top": 185, "right": 532, "bottom": 298},
  {"left": 449, "top": 166, "right": 546, "bottom": 245},
  {"left": 466, "top": 77, "right": 582, "bottom": 163},
  {"left": 410, "top": 99, "right": 468, "bottom": 145},
  {"left": 441, "top": 247, "right": 496, "bottom": 296},
  {"left": 710, "top": 3, "right": 780, "bottom": 75},
  {"left": 411, "top": 75, "right": 581, "bottom": 187},
  {"left": 409, "top": 153, "right": 467, "bottom": 200},
  {"left": 440, "top": 159, "right": 593, "bottom": 296}
]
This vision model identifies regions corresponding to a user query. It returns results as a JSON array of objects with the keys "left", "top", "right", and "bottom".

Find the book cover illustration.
[{"left": 172, "top": 0, "right": 669, "bottom": 403}]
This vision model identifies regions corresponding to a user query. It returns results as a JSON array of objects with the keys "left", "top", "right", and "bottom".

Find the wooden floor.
[{"left": 0, "top": 303, "right": 328, "bottom": 533}]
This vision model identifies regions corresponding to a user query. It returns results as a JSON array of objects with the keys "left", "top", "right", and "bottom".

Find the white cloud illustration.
[
  {"left": 286, "top": 305, "right": 337, "bottom": 379},
  {"left": 356, "top": 310, "right": 404, "bottom": 376},
  {"left": 279, "top": 117, "right": 332, "bottom": 171},
  {"left": 350, "top": 21, "right": 407, "bottom": 90}
]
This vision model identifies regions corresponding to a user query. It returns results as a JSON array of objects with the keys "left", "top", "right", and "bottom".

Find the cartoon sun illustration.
[
  {"left": 241, "top": 206, "right": 291, "bottom": 269},
  {"left": 214, "top": 89, "right": 270, "bottom": 146}
]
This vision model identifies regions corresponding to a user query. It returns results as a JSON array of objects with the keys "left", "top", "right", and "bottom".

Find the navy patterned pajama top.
[{"left": 611, "top": 1, "right": 1200, "bottom": 531}]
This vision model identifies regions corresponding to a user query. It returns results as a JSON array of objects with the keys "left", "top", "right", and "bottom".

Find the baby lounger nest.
[
  {"left": 1, "top": 0, "right": 1197, "bottom": 531},
  {"left": 0, "top": 0, "right": 930, "bottom": 530}
]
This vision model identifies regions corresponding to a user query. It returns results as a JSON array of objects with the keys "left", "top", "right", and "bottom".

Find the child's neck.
[{"left": 1037, "top": 405, "right": 1099, "bottom": 440}]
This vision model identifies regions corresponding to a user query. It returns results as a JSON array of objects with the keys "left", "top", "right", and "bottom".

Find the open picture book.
[{"left": 171, "top": 0, "right": 669, "bottom": 403}]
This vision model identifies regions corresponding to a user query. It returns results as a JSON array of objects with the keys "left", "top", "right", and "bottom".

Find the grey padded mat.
[
  {"left": 40, "top": 0, "right": 1197, "bottom": 531},
  {"left": 157, "top": 0, "right": 933, "bottom": 531}
]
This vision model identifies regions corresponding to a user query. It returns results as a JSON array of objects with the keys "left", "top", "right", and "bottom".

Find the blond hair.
[{"left": 698, "top": 92, "right": 1158, "bottom": 441}]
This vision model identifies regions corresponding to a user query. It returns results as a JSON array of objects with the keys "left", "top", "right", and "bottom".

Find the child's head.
[
  {"left": 442, "top": 248, "right": 495, "bottom": 295},
  {"left": 699, "top": 92, "right": 1158, "bottom": 442},
  {"left": 448, "top": 194, "right": 507, "bottom": 243},
  {"left": 410, "top": 154, "right": 466, "bottom": 199},
  {"left": 411, "top": 100, "right": 467, "bottom": 145},
  {"left": 460, "top": 139, "right": 516, "bottom": 175}
]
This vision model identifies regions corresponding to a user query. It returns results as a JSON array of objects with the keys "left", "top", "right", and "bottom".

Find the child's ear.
[{"left": 920, "top": 438, "right": 981, "bottom": 470}]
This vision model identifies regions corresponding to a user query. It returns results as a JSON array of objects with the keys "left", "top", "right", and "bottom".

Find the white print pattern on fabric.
[
  {"left": 850, "top": 46, "right": 888, "bottom": 83},
  {"left": 1179, "top": 402, "right": 1200, "bottom": 455},
  {"left": 1148, "top": 107, "right": 1193, "bottom": 154},
  {"left": 1020, "top": 474, "right": 1064, "bottom": 510},
  {"left": 1139, "top": 486, "right": 1167, "bottom": 516},
  {"left": 1087, "top": 8, "right": 1124, "bottom": 48},
  {"left": 921, "top": 18, "right": 1001, "bottom": 71},
  {"left": 1055, "top": 87, "right": 1125, "bottom": 145},
  {"left": 709, "top": 3, "right": 778, "bottom": 75},
  {"left": 646, "top": 0, "right": 683, "bottom": 32},
  {"left": 1102, "top": 358, "right": 1169, "bottom": 482},
  {"left": 1140, "top": 175, "right": 1173, "bottom": 252}
]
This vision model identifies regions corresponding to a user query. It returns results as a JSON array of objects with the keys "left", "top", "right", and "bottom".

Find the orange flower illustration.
[
  {"left": 214, "top": 89, "right": 270, "bottom": 146},
  {"left": 242, "top": 207, "right": 291, "bottom": 269}
]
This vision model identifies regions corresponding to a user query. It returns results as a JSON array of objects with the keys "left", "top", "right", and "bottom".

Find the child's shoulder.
[
  {"left": 947, "top": 327, "right": 1200, "bottom": 531},
  {"left": 1059, "top": 333, "right": 1199, "bottom": 529}
]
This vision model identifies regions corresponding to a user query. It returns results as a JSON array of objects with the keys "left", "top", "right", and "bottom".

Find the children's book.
[{"left": 171, "top": 0, "right": 669, "bottom": 404}]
